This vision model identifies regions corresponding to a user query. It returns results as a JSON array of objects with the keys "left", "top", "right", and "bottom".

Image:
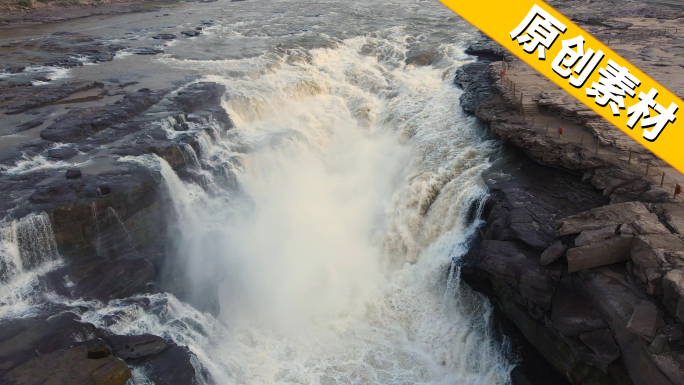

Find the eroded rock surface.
[{"left": 457, "top": 2, "right": 684, "bottom": 382}]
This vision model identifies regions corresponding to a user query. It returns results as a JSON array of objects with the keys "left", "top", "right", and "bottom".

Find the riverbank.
[
  {"left": 455, "top": 0, "right": 684, "bottom": 384},
  {"left": 0, "top": 0, "right": 184, "bottom": 26}
]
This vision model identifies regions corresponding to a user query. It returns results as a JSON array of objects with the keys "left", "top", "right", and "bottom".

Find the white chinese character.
[
  {"left": 642, "top": 101, "right": 678, "bottom": 141},
  {"left": 626, "top": 88, "right": 658, "bottom": 129},
  {"left": 627, "top": 88, "right": 678, "bottom": 141},
  {"left": 510, "top": 4, "right": 567, "bottom": 60},
  {"left": 586, "top": 59, "right": 641, "bottom": 115},
  {"left": 551, "top": 35, "right": 605, "bottom": 88}
]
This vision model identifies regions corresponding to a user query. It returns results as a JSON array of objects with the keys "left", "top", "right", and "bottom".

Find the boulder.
[
  {"left": 65, "top": 168, "right": 82, "bottom": 179},
  {"left": 579, "top": 329, "right": 621, "bottom": 371},
  {"left": 479, "top": 240, "right": 557, "bottom": 310},
  {"left": 181, "top": 30, "right": 201, "bottom": 37},
  {"left": 48, "top": 146, "right": 79, "bottom": 160},
  {"left": 557, "top": 202, "right": 650, "bottom": 236},
  {"left": 103, "top": 334, "right": 169, "bottom": 361},
  {"left": 48, "top": 258, "right": 155, "bottom": 302},
  {"left": 551, "top": 281, "right": 607, "bottom": 336},
  {"left": 0, "top": 312, "right": 97, "bottom": 372},
  {"left": 144, "top": 346, "right": 197, "bottom": 385},
  {"left": 648, "top": 334, "right": 668, "bottom": 354},
  {"left": 566, "top": 236, "right": 634, "bottom": 273},
  {"left": 1, "top": 339, "right": 131, "bottom": 385},
  {"left": 633, "top": 216, "right": 671, "bottom": 235},
  {"left": 655, "top": 203, "right": 684, "bottom": 235},
  {"left": 574, "top": 225, "right": 617, "bottom": 247},
  {"left": 464, "top": 39, "right": 506, "bottom": 61},
  {"left": 575, "top": 265, "right": 676, "bottom": 385},
  {"left": 663, "top": 269, "right": 684, "bottom": 321},
  {"left": 405, "top": 52, "right": 437, "bottom": 67},
  {"left": 151, "top": 33, "right": 176, "bottom": 40},
  {"left": 132, "top": 47, "right": 164, "bottom": 55},
  {"left": 632, "top": 235, "right": 684, "bottom": 295},
  {"left": 540, "top": 240, "right": 566, "bottom": 265},
  {"left": 626, "top": 300, "right": 660, "bottom": 339}
]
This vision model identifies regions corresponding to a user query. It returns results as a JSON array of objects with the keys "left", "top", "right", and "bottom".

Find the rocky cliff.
[{"left": 456, "top": 14, "right": 684, "bottom": 385}]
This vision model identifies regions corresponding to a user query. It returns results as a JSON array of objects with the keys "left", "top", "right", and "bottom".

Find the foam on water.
[
  {"left": 0, "top": 213, "right": 61, "bottom": 318},
  {"left": 1, "top": 144, "right": 90, "bottom": 174},
  {"left": 111, "top": 29, "right": 512, "bottom": 384},
  {"left": 0, "top": 25, "right": 512, "bottom": 385}
]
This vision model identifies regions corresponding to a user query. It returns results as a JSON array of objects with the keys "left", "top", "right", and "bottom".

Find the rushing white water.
[
  {"left": 0, "top": 212, "right": 61, "bottom": 318},
  {"left": 0, "top": 24, "right": 512, "bottom": 385},
  {"left": 106, "top": 29, "right": 512, "bottom": 384}
]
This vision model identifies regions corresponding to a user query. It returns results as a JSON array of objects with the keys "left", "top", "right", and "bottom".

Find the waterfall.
[
  {"left": 100, "top": 29, "right": 514, "bottom": 385},
  {"left": 0, "top": 212, "right": 58, "bottom": 284},
  {"left": 0, "top": 212, "right": 61, "bottom": 318}
]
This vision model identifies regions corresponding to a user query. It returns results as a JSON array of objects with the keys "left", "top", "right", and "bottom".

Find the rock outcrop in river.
[{"left": 0, "top": 79, "right": 231, "bottom": 384}]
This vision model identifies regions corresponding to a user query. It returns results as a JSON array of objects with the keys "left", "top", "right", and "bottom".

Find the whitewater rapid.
[{"left": 0, "top": 26, "right": 513, "bottom": 385}]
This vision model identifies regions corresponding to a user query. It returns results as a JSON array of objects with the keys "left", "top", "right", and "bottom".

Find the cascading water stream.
[
  {"left": 0, "top": 22, "right": 515, "bottom": 385},
  {"left": 94, "top": 30, "right": 514, "bottom": 385},
  {"left": 0, "top": 212, "right": 61, "bottom": 318}
]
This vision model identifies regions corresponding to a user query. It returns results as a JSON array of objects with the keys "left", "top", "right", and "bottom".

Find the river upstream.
[{"left": 0, "top": 0, "right": 516, "bottom": 384}]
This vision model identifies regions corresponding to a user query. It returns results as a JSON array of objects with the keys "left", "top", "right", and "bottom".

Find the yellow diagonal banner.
[{"left": 438, "top": 0, "right": 683, "bottom": 173}]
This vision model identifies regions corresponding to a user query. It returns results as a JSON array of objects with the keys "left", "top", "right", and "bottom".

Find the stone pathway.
[{"left": 499, "top": 59, "right": 684, "bottom": 201}]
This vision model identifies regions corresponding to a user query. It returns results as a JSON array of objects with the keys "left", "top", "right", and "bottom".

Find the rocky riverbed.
[
  {"left": 0, "top": 4, "right": 240, "bottom": 383},
  {"left": 455, "top": 1, "right": 684, "bottom": 384}
]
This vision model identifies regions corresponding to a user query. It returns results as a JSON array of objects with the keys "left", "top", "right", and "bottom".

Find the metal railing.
[
  {"left": 604, "top": 27, "right": 679, "bottom": 44},
  {"left": 498, "top": 66, "right": 683, "bottom": 201}
]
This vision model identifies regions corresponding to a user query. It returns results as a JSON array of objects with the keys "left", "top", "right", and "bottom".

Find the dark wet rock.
[
  {"left": 174, "top": 122, "right": 190, "bottom": 131},
  {"left": 172, "top": 82, "right": 226, "bottom": 113},
  {"left": 132, "top": 47, "right": 164, "bottom": 55},
  {"left": 454, "top": 60, "right": 497, "bottom": 116},
  {"left": 579, "top": 329, "right": 621, "bottom": 371},
  {"left": 551, "top": 281, "right": 608, "bottom": 337},
  {"left": 17, "top": 118, "right": 43, "bottom": 130},
  {"left": 104, "top": 334, "right": 169, "bottom": 361},
  {"left": 0, "top": 312, "right": 98, "bottom": 375},
  {"left": 405, "top": 52, "right": 437, "bottom": 67},
  {"left": 479, "top": 240, "right": 557, "bottom": 311},
  {"left": 118, "top": 81, "right": 139, "bottom": 88},
  {"left": 1, "top": 338, "right": 131, "bottom": 385},
  {"left": 93, "top": 53, "right": 115, "bottom": 62},
  {"left": 40, "top": 89, "right": 168, "bottom": 143},
  {"left": 464, "top": 38, "right": 506, "bottom": 61},
  {"left": 575, "top": 265, "right": 677, "bottom": 384},
  {"left": 151, "top": 33, "right": 177, "bottom": 40},
  {"left": 144, "top": 346, "right": 197, "bottom": 385},
  {"left": 481, "top": 152, "right": 606, "bottom": 251},
  {"left": 65, "top": 168, "right": 82, "bottom": 179},
  {"left": 47, "top": 258, "right": 155, "bottom": 302},
  {"left": 4, "top": 65, "right": 25, "bottom": 74},
  {"left": 0, "top": 80, "right": 100, "bottom": 114},
  {"left": 181, "top": 30, "right": 201, "bottom": 37},
  {"left": 47, "top": 146, "right": 79, "bottom": 160}
]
